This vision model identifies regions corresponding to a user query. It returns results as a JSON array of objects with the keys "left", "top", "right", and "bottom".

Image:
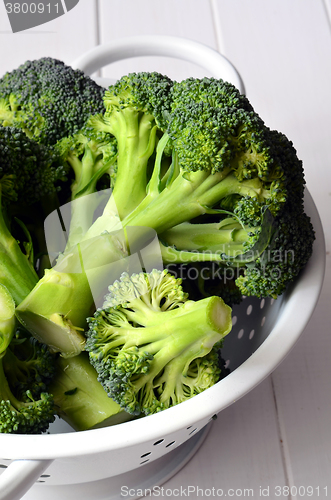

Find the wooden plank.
[
  {"left": 0, "top": 0, "right": 98, "bottom": 77},
  {"left": 164, "top": 378, "right": 287, "bottom": 495},
  {"left": 212, "top": 0, "right": 331, "bottom": 494},
  {"left": 212, "top": 0, "right": 331, "bottom": 238},
  {"left": 97, "top": 0, "right": 218, "bottom": 81}
]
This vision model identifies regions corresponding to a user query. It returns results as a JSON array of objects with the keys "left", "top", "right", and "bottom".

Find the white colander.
[{"left": 0, "top": 36, "right": 326, "bottom": 500}]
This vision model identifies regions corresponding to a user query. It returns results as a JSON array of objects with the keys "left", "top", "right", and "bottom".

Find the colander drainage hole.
[
  {"left": 249, "top": 329, "right": 255, "bottom": 340},
  {"left": 0, "top": 464, "right": 8, "bottom": 469},
  {"left": 237, "top": 328, "right": 244, "bottom": 339},
  {"left": 153, "top": 439, "right": 164, "bottom": 445},
  {"left": 188, "top": 428, "right": 198, "bottom": 436},
  {"left": 37, "top": 474, "right": 51, "bottom": 483},
  {"left": 140, "top": 451, "right": 152, "bottom": 464},
  {"left": 166, "top": 440, "right": 176, "bottom": 448},
  {"left": 246, "top": 304, "right": 253, "bottom": 315}
]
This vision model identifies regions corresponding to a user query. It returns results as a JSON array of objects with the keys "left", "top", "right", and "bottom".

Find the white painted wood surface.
[{"left": 0, "top": 1, "right": 330, "bottom": 498}]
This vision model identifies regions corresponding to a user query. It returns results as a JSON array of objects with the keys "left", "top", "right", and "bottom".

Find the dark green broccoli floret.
[
  {"left": 0, "top": 125, "right": 65, "bottom": 206},
  {"left": 0, "top": 125, "right": 67, "bottom": 304},
  {"left": 86, "top": 269, "right": 232, "bottom": 416},
  {"left": 0, "top": 286, "right": 55, "bottom": 434},
  {"left": 55, "top": 124, "right": 118, "bottom": 201},
  {"left": 0, "top": 363, "right": 55, "bottom": 434},
  {"left": 170, "top": 77, "right": 254, "bottom": 112},
  {"left": 0, "top": 57, "right": 105, "bottom": 145},
  {"left": 167, "top": 263, "right": 243, "bottom": 307},
  {"left": 2, "top": 327, "right": 56, "bottom": 400}
]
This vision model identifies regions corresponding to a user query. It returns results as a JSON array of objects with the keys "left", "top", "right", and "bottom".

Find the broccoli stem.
[
  {"left": 50, "top": 352, "right": 132, "bottom": 431},
  {"left": 95, "top": 110, "right": 158, "bottom": 219},
  {"left": 121, "top": 171, "right": 266, "bottom": 235},
  {"left": 16, "top": 230, "right": 127, "bottom": 356},
  {"left": 0, "top": 283, "right": 16, "bottom": 356},
  {"left": 160, "top": 219, "right": 250, "bottom": 255},
  {"left": 0, "top": 195, "right": 38, "bottom": 305}
]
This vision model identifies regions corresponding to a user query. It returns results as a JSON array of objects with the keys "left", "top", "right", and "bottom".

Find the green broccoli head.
[
  {"left": 0, "top": 387, "right": 55, "bottom": 434},
  {"left": 0, "top": 125, "right": 65, "bottom": 206},
  {"left": 103, "top": 71, "right": 173, "bottom": 129},
  {"left": 170, "top": 77, "right": 254, "bottom": 112},
  {"left": 55, "top": 124, "right": 118, "bottom": 200},
  {"left": 86, "top": 269, "right": 232, "bottom": 416},
  {"left": 0, "top": 57, "right": 105, "bottom": 145}
]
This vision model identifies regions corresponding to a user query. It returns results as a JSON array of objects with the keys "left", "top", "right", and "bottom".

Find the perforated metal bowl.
[{"left": 0, "top": 37, "right": 325, "bottom": 500}]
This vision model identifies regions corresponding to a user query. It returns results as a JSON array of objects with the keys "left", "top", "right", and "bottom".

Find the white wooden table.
[{"left": 0, "top": 1, "right": 330, "bottom": 499}]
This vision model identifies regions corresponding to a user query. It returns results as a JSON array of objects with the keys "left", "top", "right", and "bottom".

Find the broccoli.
[
  {"left": 16, "top": 73, "right": 314, "bottom": 358},
  {"left": 49, "top": 352, "right": 132, "bottom": 431},
  {"left": 0, "top": 286, "right": 55, "bottom": 434},
  {"left": 86, "top": 269, "right": 232, "bottom": 416},
  {"left": 166, "top": 263, "right": 243, "bottom": 307},
  {"left": 0, "top": 57, "right": 105, "bottom": 145},
  {"left": 0, "top": 125, "right": 64, "bottom": 207},
  {"left": 54, "top": 124, "right": 118, "bottom": 250},
  {"left": 90, "top": 72, "right": 173, "bottom": 218},
  {"left": 0, "top": 125, "right": 62, "bottom": 305},
  {"left": 0, "top": 284, "right": 16, "bottom": 355}
]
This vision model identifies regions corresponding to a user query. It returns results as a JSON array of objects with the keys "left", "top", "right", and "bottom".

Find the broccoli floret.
[
  {"left": 0, "top": 125, "right": 64, "bottom": 206},
  {"left": 56, "top": 125, "right": 117, "bottom": 201},
  {"left": 54, "top": 124, "right": 118, "bottom": 250},
  {"left": 0, "top": 286, "right": 55, "bottom": 434},
  {"left": 166, "top": 263, "right": 243, "bottom": 307},
  {"left": 0, "top": 125, "right": 67, "bottom": 304},
  {"left": 90, "top": 72, "right": 173, "bottom": 218},
  {"left": 0, "top": 284, "right": 16, "bottom": 356},
  {"left": 0, "top": 57, "right": 105, "bottom": 145},
  {"left": 86, "top": 270, "right": 232, "bottom": 416},
  {"left": 2, "top": 327, "right": 56, "bottom": 400}
]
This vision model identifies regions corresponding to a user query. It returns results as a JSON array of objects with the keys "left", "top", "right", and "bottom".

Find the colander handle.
[
  {"left": 71, "top": 35, "right": 245, "bottom": 93},
  {"left": 0, "top": 459, "right": 53, "bottom": 500}
]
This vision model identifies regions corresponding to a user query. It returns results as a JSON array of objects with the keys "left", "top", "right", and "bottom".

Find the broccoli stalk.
[
  {"left": 0, "top": 284, "right": 16, "bottom": 356},
  {"left": 86, "top": 269, "right": 232, "bottom": 415},
  {"left": 0, "top": 189, "right": 38, "bottom": 305},
  {"left": 49, "top": 353, "right": 132, "bottom": 431}
]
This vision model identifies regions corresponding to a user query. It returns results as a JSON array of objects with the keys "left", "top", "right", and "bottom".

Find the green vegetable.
[
  {"left": 0, "top": 284, "right": 15, "bottom": 356},
  {"left": 0, "top": 57, "right": 105, "bottom": 145},
  {"left": 0, "top": 287, "right": 55, "bottom": 434},
  {"left": 86, "top": 269, "right": 232, "bottom": 416},
  {"left": 16, "top": 72, "right": 314, "bottom": 357},
  {"left": 0, "top": 63, "right": 314, "bottom": 432},
  {"left": 0, "top": 125, "right": 65, "bottom": 305},
  {"left": 49, "top": 353, "right": 132, "bottom": 431}
]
